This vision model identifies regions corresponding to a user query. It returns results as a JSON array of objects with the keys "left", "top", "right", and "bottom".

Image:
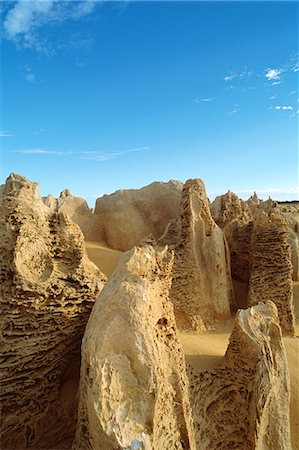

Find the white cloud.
[
  {"left": 200, "top": 97, "right": 215, "bottom": 102},
  {"left": 11, "top": 149, "right": 73, "bottom": 155},
  {"left": 3, "top": 1, "right": 97, "bottom": 51},
  {"left": 0, "top": 131, "right": 12, "bottom": 137},
  {"left": 228, "top": 108, "right": 238, "bottom": 116},
  {"left": 270, "top": 95, "right": 276, "bottom": 100},
  {"left": 81, "top": 146, "right": 150, "bottom": 161},
  {"left": 25, "top": 72, "right": 35, "bottom": 83},
  {"left": 274, "top": 106, "right": 293, "bottom": 111},
  {"left": 11, "top": 146, "right": 150, "bottom": 161},
  {"left": 224, "top": 74, "right": 235, "bottom": 82},
  {"left": 265, "top": 68, "right": 281, "bottom": 81}
]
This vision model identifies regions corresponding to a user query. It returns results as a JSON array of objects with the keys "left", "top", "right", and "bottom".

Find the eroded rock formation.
[
  {"left": 210, "top": 192, "right": 296, "bottom": 330},
  {"left": 43, "top": 189, "right": 100, "bottom": 241},
  {"left": 0, "top": 174, "right": 106, "bottom": 449},
  {"left": 159, "top": 179, "right": 234, "bottom": 331},
  {"left": 210, "top": 190, "right": 252, "bottom": 229},
  {"left": 94, "top": 180, "right": 183, "bottom": 251},
  {"left": 73, "top": 245, "right": 196, "bottom": 450},
  {"left": 189, "top": 301, "right": 292, "bottom": 450},
  {"left": 248, "top": 211, "right": 295, "bottom": 335}
]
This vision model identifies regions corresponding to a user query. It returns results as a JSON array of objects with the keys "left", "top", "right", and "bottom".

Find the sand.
[
  {"left": 84, "top": 241, "right": 299, "bottom": 449},
  {"left": 85, "top": 240, "right": 123, "bottom": 277}
]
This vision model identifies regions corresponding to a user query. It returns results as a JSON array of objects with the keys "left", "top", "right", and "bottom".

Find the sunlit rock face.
[
  {"left": 188, "top": 301, "right": 292, "bottom": 450},
  {"left": 248, "top": 211, "right": 295, "bottom": 336},
  {"left": 210, "top": 192, "right": 296, "bottom": 335},
  {"left": 0, "top": 173, "right": 106, "bottom": 450},
  {"left": 93, "top": 180, "right": 183, "bottom": 251},
  {"left": 73, "top": 245, "right": 196, "bottom": 450},
  {"left": 159, "top": 178, "right": 234, "bottom": 332}
]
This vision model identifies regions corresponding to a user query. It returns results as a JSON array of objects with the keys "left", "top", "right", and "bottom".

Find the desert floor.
[{"left": 85, "top": 240, "right": 299, "bottom": 450}]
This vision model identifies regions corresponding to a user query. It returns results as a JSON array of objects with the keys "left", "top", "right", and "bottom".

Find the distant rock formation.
[
  {"left": 0, "top": 174, "right": 106, "bottom": 449},
  {"left": 248, "top": 211, "right": 295, "bottom": 335},
  {"left": 43, "top": 181, "right": 183, "bottom": 252},
  {"left": 210, "top": 190, "right": 252, "bottom": 228},
  {"left": 73, "top": 245, "right": 196, "bottom": 450},
  {"left": 159, "top": 179, "right": 234, "bottom": 331},
  {"left": 94, "top": 180, "right": 183, "bottom": 251},
  {"left": 189, "top": 301, "right": 292, "bottom": 450},
  {"left": 210, "top": 192, "right": 296, "bottom": 333}
]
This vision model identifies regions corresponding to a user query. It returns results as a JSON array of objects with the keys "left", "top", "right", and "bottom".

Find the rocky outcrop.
[
  {"left": 210, "top": 192, "right": 297, "bottom": 318},
  {"left": 0, "top": 174, "right": 106, "bottom": 449},
  {"left": 159, "top": 179, "right": 234, "bottom": 332},
  {"left": 73, "top": 245, "right": 196, "bottom": 450},
  {"left": 248, "top": 212, "right": 295, "bottom": 335},
  {"left": 210, "top": 190, "right": 252, "bottom": 229},
  {"left": 93, "top": 180, "right": 183, "bottom": 251},
  {"left": 189, "top": 301, "right": 292, "bottom": 450},
  {"left": 43, "top": 189, "right": 100, "bottom": 241}
]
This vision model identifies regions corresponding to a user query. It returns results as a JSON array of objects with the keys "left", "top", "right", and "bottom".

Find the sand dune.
[{"left": 85, "top": 240, "right": 123, "bottom": 277}]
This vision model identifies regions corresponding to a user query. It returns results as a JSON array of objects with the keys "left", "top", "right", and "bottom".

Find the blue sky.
[{"left": 0, "top": 0, "right": 298, "bottom": 205}]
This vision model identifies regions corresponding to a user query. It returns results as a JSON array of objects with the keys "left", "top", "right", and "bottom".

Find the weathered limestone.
[
  {"left": 0, "top": 174, "right": 106, "bottom": 449},
  {"left": 210, "top": 192, "right": 297, "bottom": 325},
  {"left": 43, "top": 189, "right": 100, "bottom": 241},
  {"left": 73, "top": 245, "right": 196, "bottom": 450},
  {"left": 210, "top": 190, "right": 252, "bottom": 229},
  {"left": 248, "top": 212, "right": 295, "bottom": 335},
  {"left": 94, "top": 180, "right": 183, "bottom": 251},
  {"left": 159, "top": 179, "right": 234, "bottom": 331},
  {"left": 189, "top": 301, "right": 292, "bottom": 450}
]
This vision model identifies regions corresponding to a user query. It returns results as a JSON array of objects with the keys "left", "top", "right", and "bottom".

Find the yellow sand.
[
  {"left": 84, "top": 241, "right": 298, "bottom": 448},
  {"left": 85, "top": 240, "right": 123, "bottom": 278}
]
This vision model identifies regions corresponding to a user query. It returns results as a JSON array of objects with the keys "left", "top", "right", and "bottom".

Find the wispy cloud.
[
  {"left": 3, "top": 1, "right": 97, "bottom": 52},
  {"left": 23, "top": 64, "right": 36, "bottom": 83},
  {"left": 0, "top": 131, "right": 13, "bottom": 137},
  {"left": 224, "top": 69, "right": 253, "bottom": 83},
  {"left": 81, "top": 146, "right": 150, "bottom": 161},
  {"left": 10, "top": 146, "right": 150, "bottom": 161},
  {"left": 200, "top": 97, "right": 215, "bottom": 102},
  {"left": 224, "top": 74, "right": 235, "bottom": 82},
  {"left": 11, "top": 149, "right": 73, "bottom": 155},
  {"left": 228, "top": 106, "right": 239, "bottom": 116}
]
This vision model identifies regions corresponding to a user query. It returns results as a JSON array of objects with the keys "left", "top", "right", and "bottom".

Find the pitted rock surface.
[
  {"left": 188, "top": 301, "right": 292, "bottom": 450},
  {"left": 0, "top": 174, "right": 106, "bottom": 449},
  {"left": 159, "top": 179, "right": 234, "bottom": 331},
  {"left": 73, "top": 245, "right": 196, "bottom": 450}
]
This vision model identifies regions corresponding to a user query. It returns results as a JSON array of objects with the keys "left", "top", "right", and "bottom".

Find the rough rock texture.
[
  {"left": 73, "top": 245, "right": 196, "bottom": 450},
  {"left": 0, "top": 174, "right": 106, "bottom": 449},
  {"left": 277, "top": 202, "right": 299, "bottom": 281},
  {"left": 94, "top": 180, "right": 183, "bottom": 251},
  {"left": 248, "top": 212, "right": 295, "bottom": 336},
  {"left": 159, "top": 179, "right": 234, "bottom": 332},
  {"left": 210, "top": 190, "right": 252, "bottom": 229},
  {"left": 189, "top": 301, "right": 292, "bottom": 450},
  {"left": 43, "top": 189, "right": 100, "bottom": 241}
]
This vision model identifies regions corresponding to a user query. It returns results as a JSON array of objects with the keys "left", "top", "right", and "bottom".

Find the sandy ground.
[
  {"left": 85, "top": 240, "right": 123, "bottom": 277},
  {"left": 84, "top": 241, "right": 298, "bottom": 448}
]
